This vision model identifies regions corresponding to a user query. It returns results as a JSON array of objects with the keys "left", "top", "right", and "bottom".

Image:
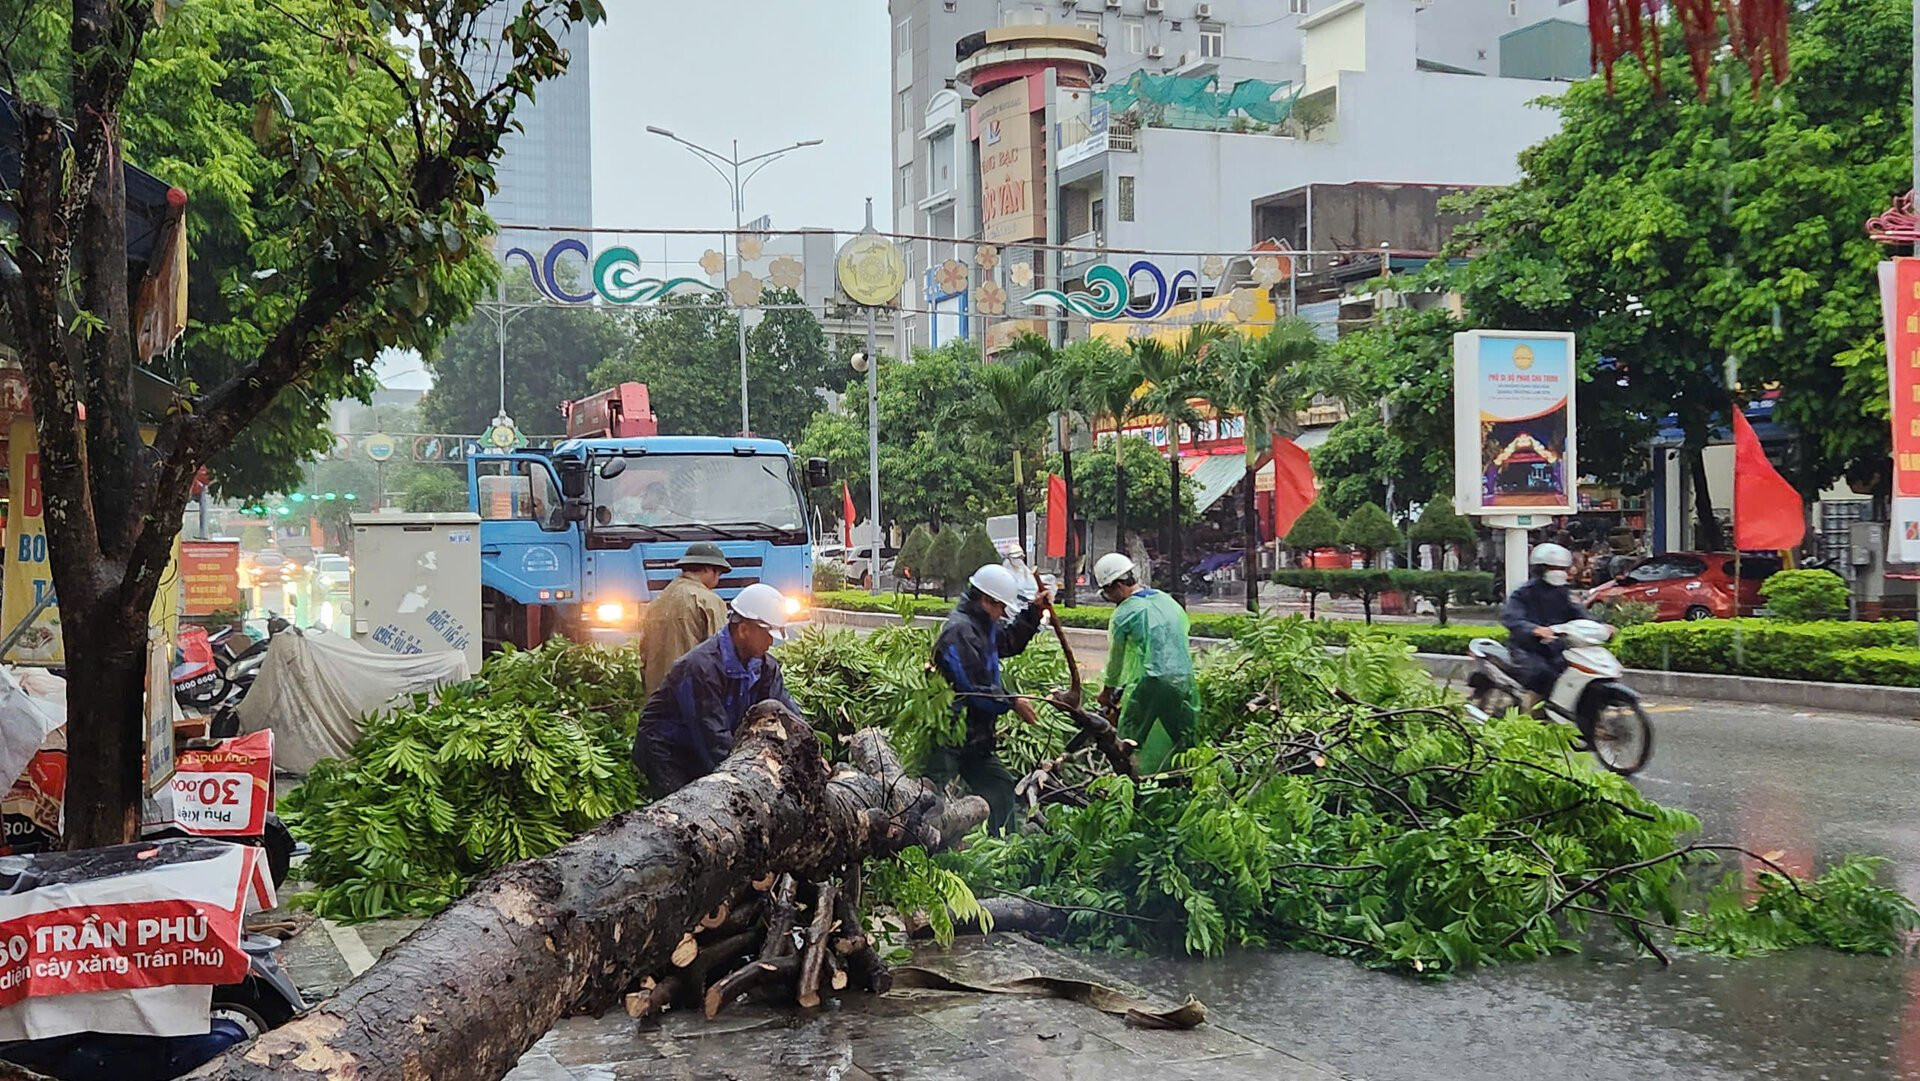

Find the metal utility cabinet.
[{"left": 350, "top": 513, "right": 483, "bottom": 673}]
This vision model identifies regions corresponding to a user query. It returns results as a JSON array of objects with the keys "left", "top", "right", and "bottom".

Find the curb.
[{"left": 810, "top": 608, "right": 1920, "bottom": 720}]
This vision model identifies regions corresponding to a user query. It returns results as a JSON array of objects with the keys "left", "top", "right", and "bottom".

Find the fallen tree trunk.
[{"left": 193, "top": 704, "right": 986, "bottom": 1081}]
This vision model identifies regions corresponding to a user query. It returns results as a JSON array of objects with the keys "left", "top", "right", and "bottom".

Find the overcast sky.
[{"left": 378, "top": 1, "right": 892, "bottom": 390}]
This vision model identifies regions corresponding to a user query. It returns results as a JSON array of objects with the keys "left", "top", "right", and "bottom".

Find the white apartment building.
[{"left": 889, "top": 0, "right": 1590, "bottom": 347}]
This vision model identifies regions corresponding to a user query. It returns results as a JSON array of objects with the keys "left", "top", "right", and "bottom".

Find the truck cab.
[{"left": 470, "top": 436, "right": 828, "bottom": 650}]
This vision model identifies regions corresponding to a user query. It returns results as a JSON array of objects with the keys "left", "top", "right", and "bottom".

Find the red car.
[{"left": 1585, "top": 551, "right": 1781, "bottom": 621}]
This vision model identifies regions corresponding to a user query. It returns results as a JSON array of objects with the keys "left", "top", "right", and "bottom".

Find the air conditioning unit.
[
  {"left": 1195, "top": 2, "right": 1213, "bottom": 17},
  {"left": 1145, "top": 0, "right": 1163, "bottom": 11},
  {"left": 1105, "top": 0, "right": 1122, "bottom": 8},
  {"left": 1146, "top": 44, "right": 1165, "bottom": 59}
]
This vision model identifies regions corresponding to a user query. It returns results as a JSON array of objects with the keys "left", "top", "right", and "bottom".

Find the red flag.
[
  {"left": 1270, "top": 438, "right": 1318, "bottom": 538},
  {"left": 1045, "top": 474, "right": 1067, "bottom": 558},
  {"left": 1731, "top": 409, "right": 1804, "bottom": 550},
  {"left": 842, "top": 481, "right": 856, "bottom": 547}
]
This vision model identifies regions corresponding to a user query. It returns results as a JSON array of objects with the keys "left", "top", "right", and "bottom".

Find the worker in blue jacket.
[
  {"left": 634, "top": 583, "right": 799, "bottom": 795},
  {"left": 929, "top": 564, "right": 1049, "bottom": 831}
]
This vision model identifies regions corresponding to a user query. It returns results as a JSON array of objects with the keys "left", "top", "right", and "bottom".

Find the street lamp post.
[
  {"left": 475, "top": 276, "right": 541, "bottom": 439},
  {"left": 646, "top": 127, "right": 823, "bottom": 436}
]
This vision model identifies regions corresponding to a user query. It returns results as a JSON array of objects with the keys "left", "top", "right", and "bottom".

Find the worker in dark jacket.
[
  {"left": 1499, "top": 542, "right": 1586, "bottom": 698},
  {"left": 929, "top": 564, "right": 1049, "bottom": 832},
  {"left": 634, "top": 583, "right": 799, "bottom": 796}
]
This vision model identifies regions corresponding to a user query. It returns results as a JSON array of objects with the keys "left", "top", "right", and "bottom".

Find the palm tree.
[
  {"left": 1215, "top": 318, "right": 1357, "bottom": 612},
  {"left": 1131, "top": 323, "right": 1231, "bottom": 605},
  {"left": 977, "top": 347, "right": 1053, "bottom": 557},
  {"left": 1086, "top": 343, "right": 1144, "bottom": 571},
  {"left": 1036, "top": 337, "right": 1127, "bottom": 607}
]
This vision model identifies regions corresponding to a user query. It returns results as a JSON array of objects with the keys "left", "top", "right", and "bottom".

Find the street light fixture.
[{"left": 647, "top": 127, "right": 825, "bottom": 435}]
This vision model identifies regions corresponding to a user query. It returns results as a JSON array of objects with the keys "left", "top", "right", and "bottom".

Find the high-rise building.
[
  {"left": 464, "top": 4, "right": 595, "bottom": 256},
  {"left": 888, "top": 0, "right": 1590, "bottom": 348}
]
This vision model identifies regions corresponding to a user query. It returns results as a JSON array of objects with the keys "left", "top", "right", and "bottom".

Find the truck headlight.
[
  {"left": 593, "top": 601, "right": 627, "bottom": 624},
  {"left": 784, "top": 596, "right": 805, "bottom": 617}
]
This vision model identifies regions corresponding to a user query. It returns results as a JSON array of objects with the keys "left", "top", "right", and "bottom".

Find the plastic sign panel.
[
  {"left": 1883, "top": 258, "right": 1920, "bottom": 562},
  {"left": 170, "top": 731, "right": 273, "bottom": 837},
  {"left": 178, "top": 540, "right": 241, "bottom": 617},
  {"left": 1453, "top": 331, "right": 1578, "bottom": 516}
]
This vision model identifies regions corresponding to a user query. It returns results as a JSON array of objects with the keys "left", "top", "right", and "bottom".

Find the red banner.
[
  {"left": 1270, "top": 439, "right": 1319, "bottom": 539},
  {"left": 178, "top": 540, "right": 240, "bottom": 617},
  {"left": 0, "top": 898, "right": 248, "bottom": 1010},
  {"left": 170, "top": 731, "right": 273, "bottom": 837},
  {"left": 1731, "top": 410, "right": 1804, "bottom": 551},
  {"left": 1045, "top": 474, "right": 1067, "bottom": 559}
]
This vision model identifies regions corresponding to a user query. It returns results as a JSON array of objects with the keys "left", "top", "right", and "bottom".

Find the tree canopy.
[
  {"left": 1340, "top": 502, "right": 1404, "bottom": 562},
  {"left": 1283, "top": 500, "right": 1341, "bottom": 553}
]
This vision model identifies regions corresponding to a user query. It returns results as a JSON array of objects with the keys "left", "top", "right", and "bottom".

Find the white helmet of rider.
[
  {"left": 1530, "top": 542, "right": 1574, "bottom": 569},
  {"left": 729, "top": 582, "right": 793, "bottom": 640},
  {"left": 968, "top": 564, "right": 1023, "bottom": 606},
  {"left": 1093, "top": 552, "right": 1137, "bottom": 589}
]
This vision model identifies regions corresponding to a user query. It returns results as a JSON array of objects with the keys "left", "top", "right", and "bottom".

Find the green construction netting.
[{"left": 1094, "top": 71, "right": 1301, "bottom": 131}]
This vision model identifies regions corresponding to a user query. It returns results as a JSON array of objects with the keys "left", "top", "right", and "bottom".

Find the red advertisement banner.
[
  {"left": 171, "top": 731, "right": 273, "bottom": 837},
  {"left": 178, "top": 540, "right": 240, "bottom": 617},
  {"left": 0, "top": 898, "right": 248, "bottom": 1010},
  {"left": 1890, "top": 258, "right": 1920, "bottom": 498}
]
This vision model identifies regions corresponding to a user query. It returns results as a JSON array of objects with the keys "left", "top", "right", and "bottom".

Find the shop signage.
[
  {"left": 178, "top": 541, "right": 241, "bottom": 617},
  {"left": 1452, "top": 331, "right": 1578, "bottom": 516},
  {"left": 503, "top": 238, "right": 721, "bottom": 306},
  {"left": 1882, "top": 258, "right": 1920, "bottom": 561},
  {"left": 976, "top": 80, "right": 1046, "bottom": 245},
  {"left": 1026, "top": 260, "right": 1202, "bottom": 322}
]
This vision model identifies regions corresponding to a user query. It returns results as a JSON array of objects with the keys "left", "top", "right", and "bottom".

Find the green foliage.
[
  {"left": 1051, "top": 436, "right": 1196, "bottom": 525},
  {"left": 1310, "top": 307, "right": 1462, "bottom": 514},
  {"left": 1387, "top": 569, "right": 1497, "bottom": 627},
  {"left": 958, "top": 526, "right": 1002, "bottom": 583},
  {"left": 1338, "top": 502, "right": 1403, "bottom": 563},
  {"left": 1283, "top": 500, "right": 1341, "bottom": 554},
  {"left": 421, "top": 268, "right": 628, "bottom": 437},
  {"left": 812, "top": 559, "right": 847, "bottom": 595},
  {"left": 1408, "top": 497, "right": 1477, "bottom": 552},
  {"left": 918, "top": 616, "right": 1919, "bottom": 973},
  {"left": 282, "top": 640, "right": 642, "bottom": 920},
  {"left": 896, "top": 525, "right": 934, "bottom": 592},
  {"left": 1614, "top": 619, "right": 1917, "bottom": 684},
  {"left": 1830, "top": 647, "right": 1920, "bottom": 689},
  {"left": 925, "top": 528, "right": 965, "bottom": 597},
  {"left": 1760, "top": 570, "right": 1851, "bottom": 622},
  {"left": 1589, "top": 599, "right": 1660, "bottom": 629},
  {"left": 865, "top": 847, "right": 989, "bottom": 948},
  {"left": 400, "top": 467, "right": 466, "bottom": 512}
]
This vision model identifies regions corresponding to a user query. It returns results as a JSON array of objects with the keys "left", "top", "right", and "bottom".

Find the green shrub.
[
  {"left": 1387, "top": 569, "right": 1498, "bottom": 626},
  {"left": 1831, "top": 646, "right": 1920, "bottom": 688},
  {"left": 1589, "top": 598, "right": 1659, "bottom": 629},
  {"left": 1761, "top": 570, "right": 1850, "bottom": 622},
  {"left": 1272, "top": 568, "right": 1335, "bottom": 618},
  {"left": 1615, "top": 620, "right": 1917, "bottom": 683},
  {"left": 1284, "top": 500, "right": 1341, "bottom": 554},
  {"left": 813, "top": 558, "right": 847, "bottom": 594},
  {"left": 896, "top": 525, "right": 934, "bottom": 595},
  {"left": 925, "top": 528, "right": 964, "bottom": 596},
  {"left": 1339, "top": 502, "right": 1403, "bottom": 564}
]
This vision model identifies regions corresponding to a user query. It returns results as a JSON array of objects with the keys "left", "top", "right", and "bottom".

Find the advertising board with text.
[
  {"left": 974, "top": 78, "right": 1045, "bottom": 246},
  {"left": 179, "top": 540, "right": 241, "bottom": 617},
  {"left": 170, "top": 731, "right": 273, "bottom": 837},
  {"left": 1453, "top": 331, "right": 1578, "bottom": 516},
  {"left": 3, "top": 418, "right": 182, "bottom": 664},
  {"left": 1883, "top": 258, "right": 1920, "bottom": 562}
]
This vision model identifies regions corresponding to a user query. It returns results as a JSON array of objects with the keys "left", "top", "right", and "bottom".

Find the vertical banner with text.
[
  {"left": 1884, "top": 258, "right": 1920, "bottom": 562},
  {"left": 178, "top": 541, "right": 241, "bottom": 617},
  {"left": 2, "top": 418, "right": 58, "bottom": 665}
]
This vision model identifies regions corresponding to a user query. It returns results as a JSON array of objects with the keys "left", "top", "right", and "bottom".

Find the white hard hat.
[
  {"left": 969, "top": 564, "right": 1022, "bottom": 606},
  {"left": 1530, "top": 542, "right": 1573, "bottom": 569},
  {"left": 1094, "top": 552, "right": 1136, "bottom": 588},
  {"left": 729, "top": 582, "right": 793, "bottom": 640}
]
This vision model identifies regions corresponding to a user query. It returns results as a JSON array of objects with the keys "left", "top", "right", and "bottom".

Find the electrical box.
[
  {"left": 1849, "top": 521, "right": 1887, "bottom": 602},
  {"left": 349, "top": 513, "right": 483, "bottom": 673}
]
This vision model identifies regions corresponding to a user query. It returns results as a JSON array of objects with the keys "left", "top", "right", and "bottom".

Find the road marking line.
[
  {"left": 322, "top": 918, "right": 379, "bottom": 976},
  {"left": 1645, "top": 705, "right": 1693, "bottom": 713}
]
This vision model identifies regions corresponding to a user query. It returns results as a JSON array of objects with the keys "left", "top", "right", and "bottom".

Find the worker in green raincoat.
[{"left": 1092, "top": 553, "right": 1196, "bottom": 773}]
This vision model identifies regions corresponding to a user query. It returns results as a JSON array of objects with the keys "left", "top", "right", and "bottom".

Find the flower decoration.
[
  {"left": 1226, "top": 288, "right": 1259, "bottom": 322},
  {"left": 1009, "top": 260, "right": 1035, "bottom": 289},
  {"left": 1251, "top": 255, "right": 1288, "bottom": 288},
  {"left": 976, "top": 245, "right": 1000, "bottom": 271},
  {"left": 768, "top": 256, "right": 805, "bottom": 291},
  {"left": 1201, "top": 254, "right": 1227, "bottom": 281},
  {"left": 699, "top": 249, "right": 726, "bottom": 276},
  {"left": 974, "top": 279, "right": 1007, "bottom": 315},
  {"left": 726, "top": 271, "right": 765, "bottom": 308},
  {"left": 737, "top": 235, "right": 765, "bottom": 262},
  {"left": 935, "top": 259, "right": 971, "bottom": 296}
]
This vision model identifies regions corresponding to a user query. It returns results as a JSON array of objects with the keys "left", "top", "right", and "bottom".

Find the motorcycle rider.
[{"left": 1499, "top": 542, "right": 1588, "bottom": 703}]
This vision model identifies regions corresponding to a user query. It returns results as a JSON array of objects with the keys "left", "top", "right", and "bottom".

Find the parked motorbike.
[{"left": 1463, "top": 619, "right": 1653, "bottom": 776}]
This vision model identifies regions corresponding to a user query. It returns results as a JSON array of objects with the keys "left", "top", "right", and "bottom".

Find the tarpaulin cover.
[{"left": 236, "top": 630, "right": 469, "bottom": 773}]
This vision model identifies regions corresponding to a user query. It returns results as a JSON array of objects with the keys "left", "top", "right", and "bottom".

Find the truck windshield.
[{"left": 594, "top": 455, "right": 806, "bottom": 539}]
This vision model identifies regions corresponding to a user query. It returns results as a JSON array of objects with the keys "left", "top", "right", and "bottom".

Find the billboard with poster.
[
  {"left": 1882, "top": 258, "right": 1920, "bottom": 562},
  {"left": 1453, "top": 331, "right": 1578, "bottom": 516}
]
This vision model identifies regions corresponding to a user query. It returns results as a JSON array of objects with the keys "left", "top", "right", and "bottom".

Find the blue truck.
[{"left": 468, "top": 386, "right": 827, "bottom": 650}]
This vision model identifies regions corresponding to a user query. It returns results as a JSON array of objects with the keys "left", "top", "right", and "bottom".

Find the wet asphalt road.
[{"left": 1087, "top": 695, "right": 1920, "bottom": 1081}]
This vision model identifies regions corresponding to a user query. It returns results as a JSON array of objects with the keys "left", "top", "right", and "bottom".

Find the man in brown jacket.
[{"left": 641, "top": 543, "right": 731, "bottom": 689}]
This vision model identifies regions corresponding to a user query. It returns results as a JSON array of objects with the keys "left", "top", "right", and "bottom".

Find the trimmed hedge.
[
  {"left": 1614, "top": 620, "right": 1918, "bottom": 684},
  {"left": 812, "top": 593, "right": 1920, "bottom": 687}
]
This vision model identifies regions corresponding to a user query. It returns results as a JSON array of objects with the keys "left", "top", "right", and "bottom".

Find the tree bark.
[
  {"left": 910, "top": 895, "right": 1071, "bottom": 939},
  {"left": 1113, "top": 428, "right": 1128, "bottom": 566},
  {"left": 1167, "top": 430, "right": 1185, "bottom": 606},
  {"left": 1686, "top": 442, "right": 1724, "bottom": 551},
  {"left": 1015, "top": 451, "right": 1030, "bottom": 558},
  {"left": 794, "top": 882, "right": 840, "bottom": 1009},
  {"left": 1242, "top": 464, "right": 1259, "bottom": 614},
  {"left": 193, "top": 705, "right": 985, "bottom": 1081}
]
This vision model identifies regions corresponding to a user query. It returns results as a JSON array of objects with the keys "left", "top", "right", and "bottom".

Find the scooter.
[{"left": 1464, "top": 619, "right": 1653, "bottom": 776}]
